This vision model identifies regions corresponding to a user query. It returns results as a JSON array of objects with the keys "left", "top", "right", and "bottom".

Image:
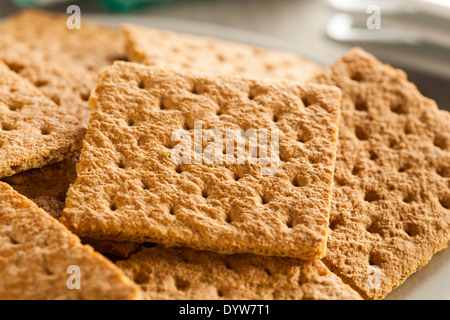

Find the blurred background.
[{"left": 0, "top": 0, "right": 449, "bottom": 110}]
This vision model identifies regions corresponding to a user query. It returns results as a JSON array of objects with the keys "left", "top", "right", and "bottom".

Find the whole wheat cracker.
[
  {"left": 313, "top": 48, "right": 450, "bottom": 299},
  {"left": 1, "top": 156, "right": 139, "bottom": 258},
  {"left": 0, "top": 181, "right": 142, "bottom": 300},
  {"left": 116, "top": 245, "right": 362, "bottom": 300},
  {"left": 61, "top": 61, "right": 341, "bottom": 260},
  {"left": 0, "top": 10, "right": 126, "bottom": 125},
  {"left": 0, "top": 61, "right": 84, "bottom": 179},
  {"left": 123, "top": 24, "right": 323, "bottom": 83}
]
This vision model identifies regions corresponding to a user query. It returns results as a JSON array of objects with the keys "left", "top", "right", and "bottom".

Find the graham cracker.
[
  {"left": 123, "top": 24, "right": 323, "bottom": 82},
  {"left": 1, "top": 156, "right": 138, "bottom": 258},
  {"left": 61, "top": 61, "right": 341, "bottom": 260},
  {"left": 0, "top": 181, "right": 142, "bottom": 300},
  {"left": 116, "top": 246, "right": 362, "bottom": 300},
  {"left": 313, "top": 48, "right": 450, "bottom": 299},
  {"left": 0, "top": 10, "right": 126, "bottom": 125},
  {"left": 0, "top": 61, "right": 84, "bottom": 179}
]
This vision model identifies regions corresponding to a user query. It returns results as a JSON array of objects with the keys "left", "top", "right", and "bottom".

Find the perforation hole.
[
  {"left": 365, "top": 190, "right": 382, "bottom": 202},
  {"left": 273, "top": 113, "right": 280, "bottom": 123},
  {"left": 191, "top": 83, "right": 199, "bottom": 95},
  {"left": 142, "top": 180, "right": 150, "bottom": 190},
  {"left": 261, "top": 193, "right": 270, "bottom": 205},
  {"left": 110, "top": 203, "right": 117, "bottom": 211},
  {"left": 350, "top": 71, "right": 364, "bottom": 82},
  {"left": 434, "top": 135, "right": 448, "bottom": 150},
  {"left": 404, "top": 223, "right": 420, "bottom": 237},
  {"left": 174, "top": 278, "right": 190, "bottom": 291},
  {"left": 286, "top": 216, "right": 294, "bottom": 228},
  {"left": 127, "top": 118, "right": 135, "bottom": 127},
  {"left": 403, "top": 193, "right": 415, "bottom": 204},
  {"left": 390, "top": 102, "right": 407, "bottom": 114},
  {"left": 80, "top": 92, "right": 90, "bottom": 102},
  {"left": 225, "top": 213, "right": 232, "bottom": 224},
  {"left": 217, "top": 288, "right": 225, "bottom": 298},
  {"left": 369, "top": 252, "right": 383, "bottom": 267},
  {"left": 437, "top": 166, "right": 449, "bottom": 178},
  {"left": 34, "top": 79, "right": 49, "bottom": 88},
  {"left": 175, "top": 165, "right": 183, "bottom": 174},
  {"left": 439, "top": 196, "right": 450, "bottom": 210},
  {"left": 2, "top": 123, "right": 16, "bottom": 131},
  {"left": 398, "top": 163, "right": 412, "bottom": 173},
  {"left": 40, "top": 126, "right": 51, "bottom": 135},
  {"left": 355, "top": 99, "right": 368, "bottom": 111},
  {"left": 301, "top": 95, "right": 311, "bottom": 108},
  {"left": 202, "top": 189, "right": 209, "bottom": 199},
  {"left": 9, "top": 100, "right": 23, "bottom": 112},
  {"left": 366, "top": 221, "right": 382, "bottom": 236},
  {"left": 159, "top": 99, "right": 166, "bottom": 110},
  {"left": 233, "top": 172, "right": 243, "bottom": 181},
  {"left": 355, "top": 126, "right": 369, "bottom": 141},
  {"left": 138, "top": 80, "right": 145, "bottom": 90},
  {"left": 117, "top": 160, "right": 126, "bottom": 169},
  {"left": 133, "top": 270, "right": 149, "bottom": 285},
  {"left": 9, "top": 236, "right": 19, "bottom": 245},
  {"left": 292, "top": 175, "right": 309, "bottom": 187},
  {"left": 369, "top": 150, "right": 378, "bottom": 161}
]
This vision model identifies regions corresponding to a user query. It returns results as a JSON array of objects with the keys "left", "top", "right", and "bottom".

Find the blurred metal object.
[
  {"left": 326, "top": 13, "right": 450, "bottom": 50},
  {"left": 328, "top": 0, "right": 450, "bottom": 20}
]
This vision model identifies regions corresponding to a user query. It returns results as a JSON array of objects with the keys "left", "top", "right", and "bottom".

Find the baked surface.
[
  {"left": 0, "top": 182, "right": 142, "bottom": 300},
  {"left": 0, "top": 61, "right": 84, "bottom": 179},
  {"left": 117, "top": 246, "right": 362, "bottom": 300},
  {"left": 61, "top": 61, "right": 341, "bottom": 260},
  {"left": 314, "top": 48, "right": 450, "bottom": 299},
  {"left": 123, "top": 24, "right": 323, "bottom": 82}
]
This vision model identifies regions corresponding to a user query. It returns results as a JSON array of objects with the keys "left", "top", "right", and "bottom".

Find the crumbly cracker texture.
[
  {"left": 61, "top": 61, "right": 341, "bottom": 260},
  {"left": 117, "top": 246, "right": 362, "bottom": 300},
  {"left": 123, "top": 24, "right": 323, "bottom": 82},
  {"left": 0, "top": 10, "right": 126, "bottom": 126},
  {"left": 314, "top": 47, "right": 450, "bottom": 299},
  {"left": 0, "top": 61, "right": 84, "bottom": 179},
  {"left": 0, "top": 182, "right": 142, "bottom": 300}
]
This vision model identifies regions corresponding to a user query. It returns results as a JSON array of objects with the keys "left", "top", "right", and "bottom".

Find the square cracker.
[
  {"left": 61, "top": 61, "right": 341, "bottom": 260},
  {"left": 0, "top": 181, "right": 142, "bottom": 300},
  {"left": 123, "top": 24, "right": 323, "bottom": 82},
  {"left": 314, "top": 48, "right": 450, "bottom": 299},
  {"left": 116, "top": 246, "right": 362, "bottom": 300},
  {"left": 0, "top": 61, "right": 84, "bottom": 179},
  {"left": 0, "top": 10, "right": 126, "bottom": 125}
]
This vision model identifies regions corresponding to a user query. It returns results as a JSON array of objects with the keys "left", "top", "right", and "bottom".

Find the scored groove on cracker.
[
  {"left": 123, "top": 24, "right": 323, "bottom": 82},
  {"left": 117, "top": 246, "right": 362, "bottom": 300},
  {"left": 0, "top": 182, "right": 142, "bottom": 300},
  {"left": 314, "top": 47, "right": 450, "bottom": 300},
  {"left": 0, "top": 61, "right": 85, "bottom": 179},
  {"left": 61, "top": 61, "right": 341, "bottom": 260}
]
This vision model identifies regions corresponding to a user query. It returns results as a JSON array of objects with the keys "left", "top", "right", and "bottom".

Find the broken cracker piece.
[{"left": 0, "top": 182, "right": 142, "bottom": 300}]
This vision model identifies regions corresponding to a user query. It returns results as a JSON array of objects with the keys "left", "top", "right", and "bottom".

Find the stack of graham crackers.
[{"left": 0, "top": 10, "right": 448, "bottom": 300}]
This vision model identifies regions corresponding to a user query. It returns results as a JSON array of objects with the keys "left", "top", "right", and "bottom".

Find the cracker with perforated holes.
[
  {"left": 116, "top": 245, "right": 362, "bottom": 300},
  {"left": 61, "top": 61, "right": 341, "bottom": 260},
  {"left": 0, "top": 61, "right": 84, "bottom": 179},
  {"left": 123, "top": 24, "right": 323, "bottom": 82},
  {"left": 0, "top": 10, "right": 126, "bottom": 126},
  {"left": 313, "top": 47, "right": 450, "bottom": 300},
  {"left": 0, "top": 181, "right": 142, "bottom": 300},
  {"left": 1, "top": 156, "right": 139, "bottom": 258}
]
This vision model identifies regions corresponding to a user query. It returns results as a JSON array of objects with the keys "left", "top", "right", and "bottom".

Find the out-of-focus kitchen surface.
[{"left": 0, "top": 0, "right": 449, "bottom": 108}]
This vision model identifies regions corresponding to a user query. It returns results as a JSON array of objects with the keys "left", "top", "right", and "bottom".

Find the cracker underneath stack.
[
  {"left": 123, "top": 24, "right": 323, "bottom": 82},
  {"left": 117, "top": 246, "right": 362, "bottom": 300},
  {"left": 0, "top": 182, "right": 142, "bottom": 300},
  {"left": 61, "top": 61, "right": 341, "bottom": 261},
  {"left": 0, "top": 61, "right": 84, "bottom": 179},
  {"left": 0, "top": 10, "right": 126, "bottom": 126},
  {"left": 314, "top": 48, "right": 450, "bottom": 299}
]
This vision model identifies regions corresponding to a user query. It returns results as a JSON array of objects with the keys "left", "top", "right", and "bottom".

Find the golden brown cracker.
[
  {"left": 0, "top": 181, "right": 142, "bottom": 300},
  {"left": 117, "top": 246, "right": 362, "bottom": 300},
  {"left": 123, "top": 24, "right": 323, "bottom": 82},
  {"left": 314, "top": 47, "right": 450, "bottom": 299},
  {"left": 61, "top": 61, "right": 341, "bottom": 260}
]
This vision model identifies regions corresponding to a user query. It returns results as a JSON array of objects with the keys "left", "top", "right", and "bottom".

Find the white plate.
[{"left": 89, "top": 13, "right": 450, "bottom": 301}]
